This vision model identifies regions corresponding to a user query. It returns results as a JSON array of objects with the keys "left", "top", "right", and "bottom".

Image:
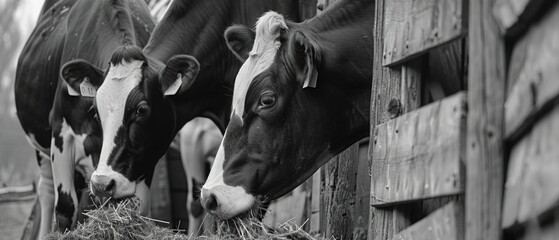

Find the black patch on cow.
[
  {"left": 52, "top": 120, "right": 63, "bottom": 154},
  {"left": 221, "top": 114, "right": 256, "bottom": 192},
  {"left": 109, "top": 45, "right": 146, "bottom": 66},
  {"left": 55, "top": 184, "right": 75, "bottom": 232}
]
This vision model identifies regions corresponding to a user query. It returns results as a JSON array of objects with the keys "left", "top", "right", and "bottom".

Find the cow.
[
  {"left": 200, "top": 0, "right": 374, "bottom": 220},
  {"left": 178, "top": 117, "right": 222, "bottom": 235},
  {"left": 60, "top": 0, "right": 307, "bottom": 229},
  {"left": 15, "top": 0, "right": 154, "bottom": 237}
]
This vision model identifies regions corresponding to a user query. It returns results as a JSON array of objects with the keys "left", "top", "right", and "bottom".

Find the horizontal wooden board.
[
  {"left": 493, "top": 0, "right": 550, "bottom": 35},
  {"left": 392, "top": 201, "right": 464, "bottom": 240},
  {"left": 371, "top": 92, "right": 466, "bottom": 206},
  {"left": 505, "top": 2, "right": 559, "bottom": 140},
  {"left": 382, "top": 0, "right": 466, "bottom": 66},
  {"left": 502, "top": 105, "right": 559, "bottom": 228}
]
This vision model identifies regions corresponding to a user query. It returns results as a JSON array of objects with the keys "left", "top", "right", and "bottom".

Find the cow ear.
[
  {"left": 224, "top": 25, "right": 255, "bottom": 62},
  {"left": 61, "top": 59, "right": 103, "bottom": 97},
  {"left": 291, "top": 31, "right": 321, "bottom": 89},
  {"left": 160, "top": 55, "right": 200, "bottom": 96}
]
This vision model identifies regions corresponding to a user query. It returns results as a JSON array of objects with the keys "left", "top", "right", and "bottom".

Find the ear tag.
[
  {"left": 67, "top": 84, "right": 80, "bottom": 96},
  {"left": 302, "top": 58, "right": 318, "bottom": 88},
  {"left": 79, "top": 77, "right": 96, "bottom": 97},
  {"left": 164, "top": 73, "right": 183, "bottom": 96}
]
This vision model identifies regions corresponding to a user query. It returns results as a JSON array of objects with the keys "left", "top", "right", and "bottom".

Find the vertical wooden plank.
[
  {"left": 368, "top": 1, "right": 423, "bottom": 239},
  {"left": 310, "top": 172, "right": 321, "bottom": 234},
  {"left": 466, "top": 0, "right": 506, "bottom": 240},
  {"left": 320, "top": 144, "right": 359, "bottom": 240},
  {"left": 354, "top": 139, "right": 371, "bottom": 240}
]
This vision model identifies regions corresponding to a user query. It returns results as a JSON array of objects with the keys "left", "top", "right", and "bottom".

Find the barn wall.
[{"left": 499, "top": 1, "right": 559, "bottom": 239}]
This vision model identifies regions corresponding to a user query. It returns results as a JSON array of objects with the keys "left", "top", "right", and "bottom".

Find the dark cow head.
[
  {"left": 202, "top": 9, "right": 372, "bottom": 219},
  {"left": 201, "top": 12, "right": 330, "bottom": 219},
  {"left": 61, "top": 45, "right": 200, "bottom": 199}
]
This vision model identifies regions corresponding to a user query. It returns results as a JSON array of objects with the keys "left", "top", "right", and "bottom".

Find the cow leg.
[
  {"left": 135, "top": 180, "right": 151, "bottom": 216},
  {"left": 37, "top": 151, "right": 54, "bottom": 240},
  {"left": 50, "top": 121, "right": 78, "bottom": 232},
  {"left": 187, "top": 177, "right": 205, "bottom": 235}
]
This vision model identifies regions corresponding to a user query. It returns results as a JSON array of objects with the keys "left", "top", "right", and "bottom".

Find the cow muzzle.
[
  {"left": 200, "top": 186, "right": 255, "bottom": 219},
  {"left": 90, "top": 171, "right": 136, "bottom": 198}
]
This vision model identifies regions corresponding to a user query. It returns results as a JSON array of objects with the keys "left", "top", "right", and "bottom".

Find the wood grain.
[
  {"left": 382, "top": 0, "right": 466, "bottom": 66},
  {"left": 391, "top": 202, "right": 464, "bottom": 240},
  {"left": 368, "top": 1, "right": 426, "bottom": 238},
  {"left": 320, "top": 144, "right": 359, "bottom": 240},
  {"left": 371, "top": 92, "right": 466, "bottom": 206},
  {"left": 504, "top": 1, "right": 559, "bottom": 141},
  {"left": 502, "top": 105, "right": 559, "bottom": 228},
  {"left": 466, "top": 0, "right": 506, "bottom": 240}
]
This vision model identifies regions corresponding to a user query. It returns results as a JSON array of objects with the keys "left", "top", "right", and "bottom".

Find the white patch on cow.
[
  {"left": 231, "top": 11, "right": 287, "bottom": 121},
  {"left": 202, "top": 131, "right": 255, "bottom": 219},
  {"left": 93, "top": 60, "right": 143, "bottom": 197},
  {"left": 135, "top": 180, "right": 151, "bottom": 216},
  {"left": 201, "top": 11, "right": 287, "bottom": 220}
]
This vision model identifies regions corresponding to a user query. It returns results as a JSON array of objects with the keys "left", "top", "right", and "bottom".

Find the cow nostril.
[
  {"left": 204, "top": 193, "right": 218, "bottom": 211},
  {"left": 105, "top": 179, "right": 116, "bottom": 192}
]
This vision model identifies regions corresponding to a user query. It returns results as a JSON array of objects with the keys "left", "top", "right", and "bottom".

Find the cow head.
[
  {"left": 61, "top": 45, "right": 200, "bottom": 199},
  {"left": 201, "top": 11, "right": 351, "bottom": 219}
]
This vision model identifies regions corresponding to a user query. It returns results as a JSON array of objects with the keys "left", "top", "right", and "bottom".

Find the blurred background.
[{"left": 0, "top": 0, "right": 43, "bottom": 190}]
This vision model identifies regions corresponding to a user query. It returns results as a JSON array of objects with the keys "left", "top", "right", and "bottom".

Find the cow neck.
[
  {"left": 142, "top": 0, "right": 243, "bottom": 133},
  {"left": 307, "top": 0, "right": 373, "bottom": 153}
]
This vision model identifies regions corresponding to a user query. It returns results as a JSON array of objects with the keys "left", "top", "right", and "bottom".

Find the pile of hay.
[{"left": 45, "top": 198, "right": 328, "bottom": 240}]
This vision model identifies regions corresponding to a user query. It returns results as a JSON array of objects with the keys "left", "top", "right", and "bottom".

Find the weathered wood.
[
  {"left": 371, "top": 92, "right": 466, "bottom": 207},
  {"left": 504, "top": 202, "right": 559, "bottom": 240},
  {"left": 353, "top": 139, "right": 371, "bottom": 240},
  {"left": 502, "top": 105, "right": 559, "bottom": 229},
  {"left": 391, "top": 202, "right": 464, "bottom": 240},
  {"left": 309, "top": 171, "right": 321, "bottom": 234},
  {"left": 368, "top": 0, "right": 424, "bottom": 236},
  {"left": 492, "top": 0, "right": 551, "bottom": 36},
  {"left": 382, "top": 0, "right": 466, "bottom": 66},
  {"left": 320, "top": 144, "right": 359, "bottom": 240},
  {"left": 504, "top": 2, "right": 559, "bottom": 142},
  {"left": 466, "top": 0, "right": 506, "bottom": 240}
]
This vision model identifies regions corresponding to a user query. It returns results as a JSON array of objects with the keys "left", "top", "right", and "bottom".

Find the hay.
[{"left": 45, "top": 198, "right": 329, "bottom": 240}]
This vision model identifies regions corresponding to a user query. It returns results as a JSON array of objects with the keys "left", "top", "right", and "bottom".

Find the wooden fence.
[{"left": 305, "top": 0, "right": 559, "bottom": 240}]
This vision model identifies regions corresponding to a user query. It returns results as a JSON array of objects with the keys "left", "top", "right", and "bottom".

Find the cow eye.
[
  {"left": 259, "top": 91, "right": 276, "bottom": 108},
  {"left": 136, "top": 101, "right": 149, "bottom": 117}
]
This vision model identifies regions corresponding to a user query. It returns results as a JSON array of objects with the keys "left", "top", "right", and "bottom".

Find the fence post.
[{"left": 465, "top": 0, "right": 506, "bottom": 239}]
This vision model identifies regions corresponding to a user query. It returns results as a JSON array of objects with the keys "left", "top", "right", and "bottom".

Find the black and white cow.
[
  {"left": 15, "top": 0, "right": 154, "bottom": 237},
  {"left": 62, "top": 0, "right": 306, "bottom": 233},
  {"left": 201, "top": 0, "right": 374, "bottom": 219},
  {"left": 178, "top": 118, "right": 222, "bottom": 235}
]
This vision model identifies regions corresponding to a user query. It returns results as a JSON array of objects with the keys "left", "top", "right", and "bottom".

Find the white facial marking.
[
  {"left": 202, "top": 11, "right": 287, "bottom": 220},
  {"left": 232, "top": 11, "right": 287, "bottom": 121},
  {"left": 203, "top": 132, "right": 227, "bottom": 189},
  {"left": 94, "top": 60, "right": 143, "bottom": 187}
]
